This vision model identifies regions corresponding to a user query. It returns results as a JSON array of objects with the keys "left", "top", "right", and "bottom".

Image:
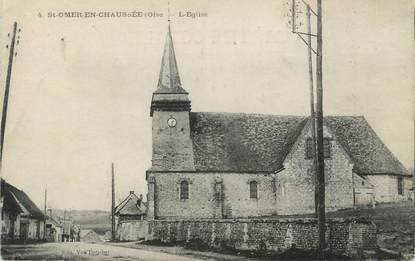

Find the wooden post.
[
  {"left": 111, "top": 163, "right": 115, "bottom": 241},
  {"left": 306, "top": 5, "right": 318, "bottom": 218},
  {"left": 316, "top": 0, "right": 326, "bottom": 259},
  {"left": 63, "top": 210, "right": 66, "bottom": 241},
  {"left": 44, "top": 188, "right": 47, "bottom": 240},
  {"left": 0, "top": 22, "right": 18, "bottom": 168}
]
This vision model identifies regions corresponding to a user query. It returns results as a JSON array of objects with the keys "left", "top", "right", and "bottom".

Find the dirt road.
[{"left": 1, "top": 242, "right": 208, "bottom": 261}]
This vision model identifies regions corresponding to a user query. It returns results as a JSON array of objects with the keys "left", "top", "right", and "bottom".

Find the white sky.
[{"left": 1, "top": 0, "right": 413, "bottom": 210}]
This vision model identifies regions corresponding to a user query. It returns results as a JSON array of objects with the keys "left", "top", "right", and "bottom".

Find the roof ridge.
[
  {"left": 192, "top": 112, "right": 368, "bottom": 118},
  {"left": 191, "top": 111, "right": 308, "bottom": 118},
  {"left": 116, "top": 193, "right": 141, "bottom": 214},
  {"left": 114, "top": 195, "right": 132, "bottom": 211},
  {"left": 115, "top": 197, "right": 132, "bottom": 214}
]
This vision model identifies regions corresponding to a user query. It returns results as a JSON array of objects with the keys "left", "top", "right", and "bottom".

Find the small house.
[
  {"left": 1, "top": 179, "right": 45, "bottom": 242},
  {"left": 1, "top": 179, "right": 22, "bottom": 241},
  {"left": 114, "top": 191, "right": 147, "bottom": 241},
  {"left": 45, "top": 210, "right": 63, "bottom": 242}
]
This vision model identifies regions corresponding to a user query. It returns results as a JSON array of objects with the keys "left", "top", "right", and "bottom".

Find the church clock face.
[{"left": 167, "top": 117, "right": 177, "bottom": 128}]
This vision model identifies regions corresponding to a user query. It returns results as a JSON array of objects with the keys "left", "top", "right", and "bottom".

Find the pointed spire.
[
  {"left": 155, "top": 25, "right": 187, "bottom": 94},
  {"left": 150, "top": 23, "right": 191, "bottom": 116}
]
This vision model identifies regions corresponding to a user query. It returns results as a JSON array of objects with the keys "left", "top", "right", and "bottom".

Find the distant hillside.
[{"left": 51, "top": 209, "right": 111, "bottom": 235}]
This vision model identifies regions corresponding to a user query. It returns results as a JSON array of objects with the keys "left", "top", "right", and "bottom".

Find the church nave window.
[
  {"left": 249, "top": 181, "right": 258, "bottom": 199},
  {"left": 180, "top": 180, "right": 189, "bottom": 200}
]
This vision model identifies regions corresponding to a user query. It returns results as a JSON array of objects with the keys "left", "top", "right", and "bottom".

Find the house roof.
[
  {"left": 114, "top": 192, "right": 146, "bottom": 216},
  {"left": 325, "top": 116, "right": 409, "bottom": 176},
  {"left": 190, "top": 112, "right": 308, "bottom": 172},
  {"left": 1, "top": 179, "right": 45, "bottom": 219},
  {"left": 3, "top": 189, "right": 24, "bottom": 214}
]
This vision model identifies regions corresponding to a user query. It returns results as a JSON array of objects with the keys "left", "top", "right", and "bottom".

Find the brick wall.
[
  {"left": 276, "top": 122, "right": 355, "bottom": 215},
  {"left": 147, "top": 217, "right": 377, "bottom": 258}
]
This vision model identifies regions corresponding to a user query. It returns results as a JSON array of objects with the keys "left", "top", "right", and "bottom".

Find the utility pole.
[
  {"left": 111, "top": 163, "right": 115, "bottom": 241},
  {"left": 287, "top": 0, "right": 319, "bottom": 217},
  {"left": 286, "top": 0, "right": 325, "bottom": 258},
  {"left": 1, "top": 22, "right": 20, "bottom": 169},
  {"left": 44, "top": 187, "right": 47, "bottom": 240},
  {"left": 63, "top": 210, "right": 66, "bottom": 242},
  {"left": 306, "top": 4, "right": 318, "bottom": 217},
  {"left": 315, "top": 0, "right": 326, "bottom": 259}
]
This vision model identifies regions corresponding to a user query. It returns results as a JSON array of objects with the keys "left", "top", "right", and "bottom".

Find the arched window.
[
  {"left": 180, "top": 180, "right": 189, "bottom": 200},
  {"left": 250, "top": 181, "right": 258, "bottom": 199}
]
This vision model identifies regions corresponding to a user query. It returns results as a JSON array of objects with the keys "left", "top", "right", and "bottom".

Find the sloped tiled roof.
[
  {"left": 3, "top": 188, "right": 23, "bottom": 214},
  {"left": 325, "top": 116, "right": 409, "bottom": 176},
  {"left": 114, "top": 192, "right": 146, "bottom": 216},
  {"left": 1, "top": 179, "right": 45, "bottom": 219},
  {"left": 190, "top": 112, "right": 308, "bottom": 172},
  {"left": 151, "top": 112, "right": 408, "bottom": 176}
]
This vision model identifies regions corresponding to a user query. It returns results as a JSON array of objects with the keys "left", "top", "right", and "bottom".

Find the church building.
[{"left": 146, "top": 25, "right": 413, "bottom": 219}]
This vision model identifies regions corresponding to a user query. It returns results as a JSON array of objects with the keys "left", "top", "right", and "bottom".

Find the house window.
[
  {"left": 305, "top": 138, "right": 331, "bottom": 159},
  {"left": 180, "top": 180, "right": 189, "bottom": 200},
  {"left": 397, "top": 177, "right": 403, "bottom": 195},
  {"left": 250, "top": 181, "right": 258, "bottom": 199}
]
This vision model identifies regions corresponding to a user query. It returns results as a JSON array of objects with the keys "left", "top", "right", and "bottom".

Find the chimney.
[{"left": 137, "top": 194, "right": 143, "bottom": 207}]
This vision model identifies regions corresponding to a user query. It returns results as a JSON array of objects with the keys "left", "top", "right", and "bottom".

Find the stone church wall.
[
  {"left": 366, "top": 175, "right": 414, "bottom": 202},
  {"left": 151, "top": 111, "right": 195, "bottom": 171},
  {"left": 150, "top": 172, "right": 277, "bottom": 219},
  {"left": 276, "top": 123, "right": 355, "bottom": 215}
]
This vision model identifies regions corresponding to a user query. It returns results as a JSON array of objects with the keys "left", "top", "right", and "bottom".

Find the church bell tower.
[{"left": 150, "top": 24, "right": 195, "bottom": 171}]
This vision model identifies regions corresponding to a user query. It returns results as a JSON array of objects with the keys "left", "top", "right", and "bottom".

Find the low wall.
[{"left": 147, "top": 217, "right": 377, "bottom": 258}]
